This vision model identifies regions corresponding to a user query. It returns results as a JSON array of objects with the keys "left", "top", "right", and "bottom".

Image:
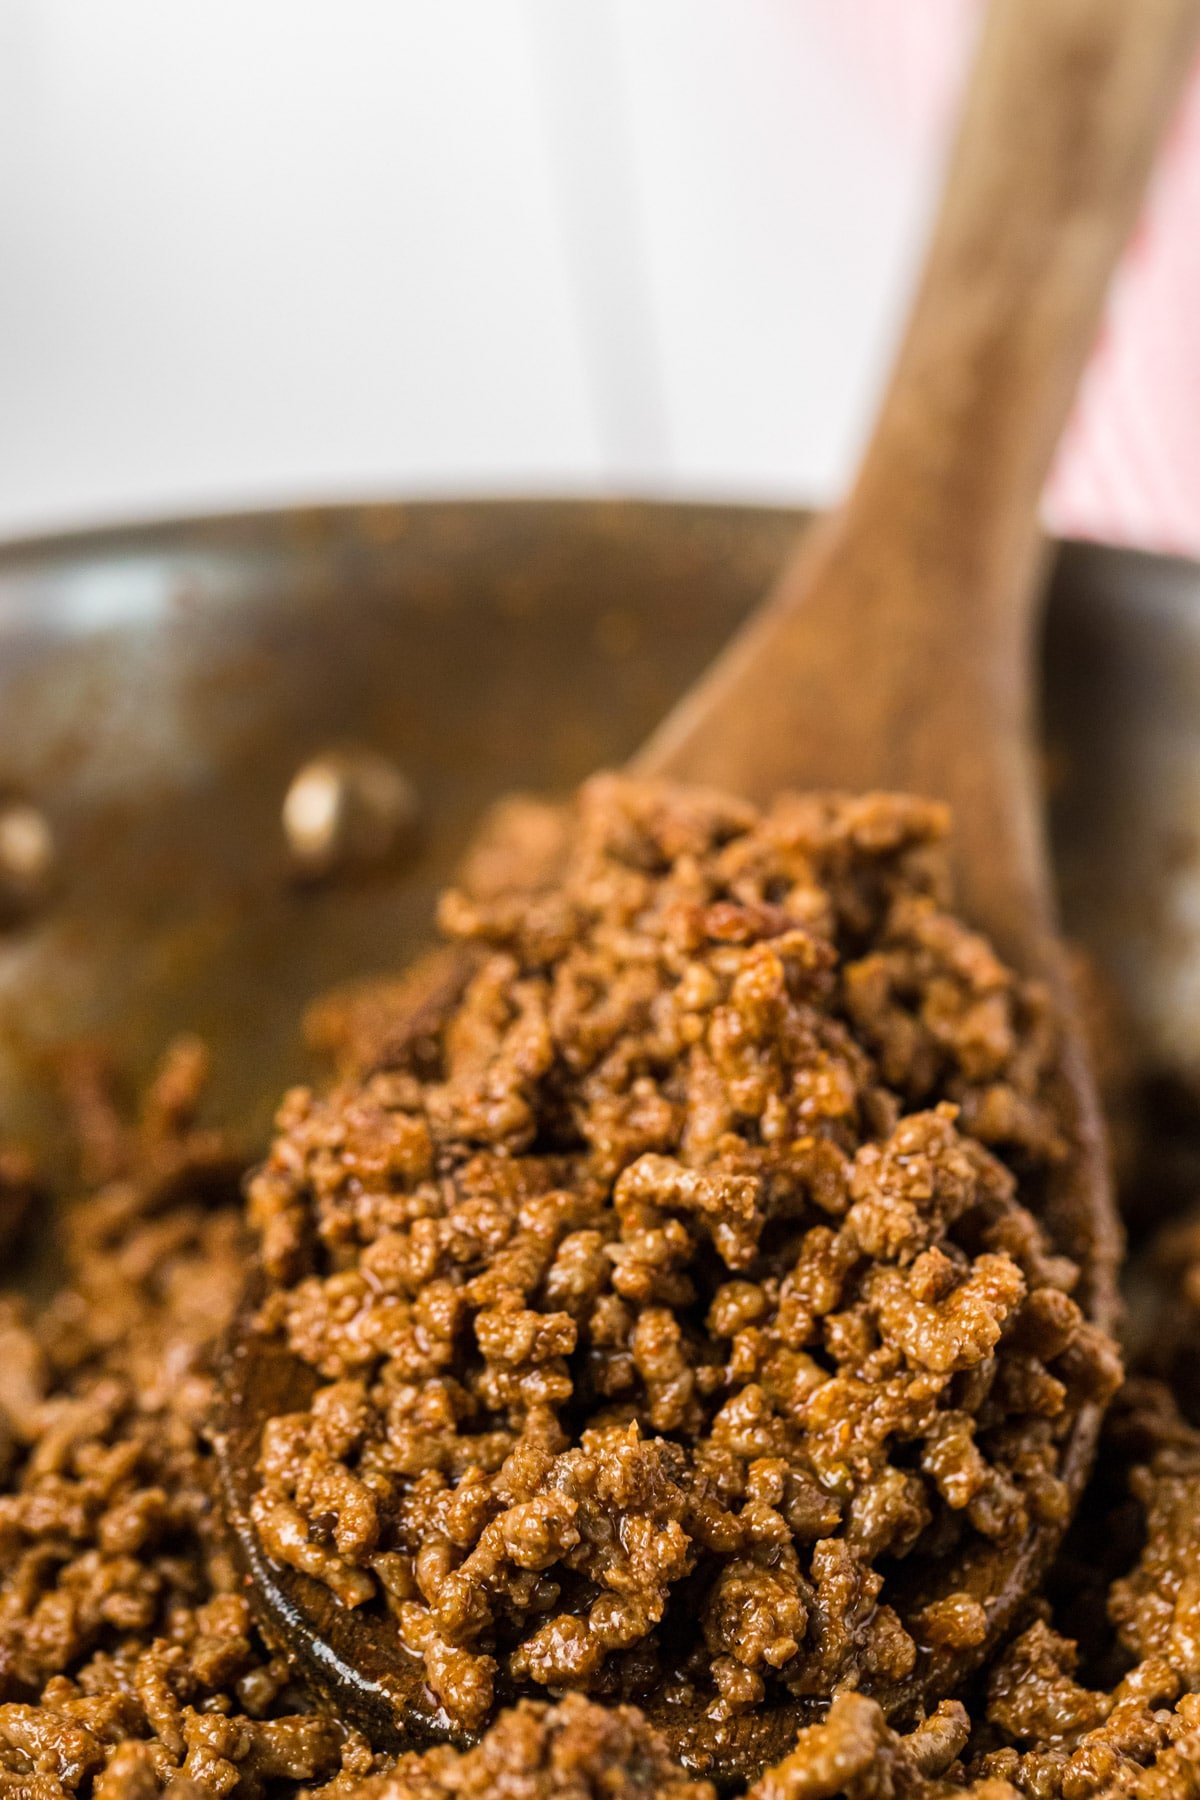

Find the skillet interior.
[{"left": 0, "top": 498, "right": 1196, "bottom": 1172}]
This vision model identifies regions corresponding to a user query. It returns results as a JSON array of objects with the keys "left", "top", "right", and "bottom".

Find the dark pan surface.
[{"left": 0, "top": 502, "right": 797, "bottom": 1167}]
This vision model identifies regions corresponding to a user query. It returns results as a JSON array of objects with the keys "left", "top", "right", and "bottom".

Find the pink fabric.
[{"left": 819, "top": 1, "right": 1200, "bottom": 557}]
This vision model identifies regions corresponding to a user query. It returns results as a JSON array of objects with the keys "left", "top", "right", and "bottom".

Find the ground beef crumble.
[
  {"left": 6, "top": 775, "right": 1200, "bottom": 1799},
  {"left": 0, "top": 1045, "right": 353, "bottom": 1799},
  {"left": 245, "top": 778, "right": 1118, "bottom": 1737}
]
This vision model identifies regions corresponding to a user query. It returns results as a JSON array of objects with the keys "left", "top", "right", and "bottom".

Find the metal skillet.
[
  {"left": 0, "top": 3, "right": 1194, "bottom": 1785},
  {"left": 206, "top": 0, "right": 1196, "bottom": 1783},
  {"left": 0, "top": 527, "right": 1191, "bottom": 1781},
  {"left": 0, "top": 495, "right": 1198, "bottom": 1785},
  {"left": 1, "top": 515, "right": 1197, "bottom": 1160},
  {"left": 0, "top": 0, "right": 1194, "bottom": 1785}
]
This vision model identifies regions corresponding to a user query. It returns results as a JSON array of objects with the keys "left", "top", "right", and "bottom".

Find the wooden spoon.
[{"left": 215, "top": 0, "right": 1200, "bottom": 1783}]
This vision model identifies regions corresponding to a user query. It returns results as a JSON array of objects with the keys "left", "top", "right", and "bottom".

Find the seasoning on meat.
[
  {"left": 246, "top": 777, "right": 1119, "bottom": 1735},
  {"left": 0, "top": 1045, "right": 355, "bottom": 1798},
  {"left": 9, "top": 776, "right": 1200, "bottom": 1799},
  {"left": 312, "top": 1693, "right": 713, "bottom": 1800},
  {"left": 967, "top": 1380, "right": 1200, "bottom": 1800}
]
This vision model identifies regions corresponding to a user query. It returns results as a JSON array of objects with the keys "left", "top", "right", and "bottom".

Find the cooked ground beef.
[
  {"left": 245, "top": 778, "right": 1118, "bottom": 1736},
  {"left": 964, "top": 1379, "right": 1200, "bottom": 1800},
  {"left": 371, "top": 1383, "right": 1200, "bottom": 1800},
  {"left": 0, "top": 1046, "right": 357, "bottom": 1798},
  {"left": 312, "top": 1692, "right": 713, "bottom": 1800},
  {"left": 5, "top": 775, "right": 1200, "bottom": 1799}
]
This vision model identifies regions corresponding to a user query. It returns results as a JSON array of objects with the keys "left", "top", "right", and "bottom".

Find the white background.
[{"left": 0, "top": 2, "right": 961, "bottom": 538}]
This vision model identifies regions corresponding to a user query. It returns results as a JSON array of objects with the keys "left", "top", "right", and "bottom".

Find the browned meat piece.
[
  {"left": 246, "top": 776, "right": 1118, "bottom": 1735},
  {"left": 11, "top": 776, "right": 1200, "bottom": 1800}
]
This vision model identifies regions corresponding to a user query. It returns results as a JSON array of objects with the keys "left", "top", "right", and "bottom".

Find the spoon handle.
[
  {"left": 858, "top": 0, "right": 1200, "bottom": 597},
  {"left": 640, "top": 0, "right": 1200, "bottom": 963}
]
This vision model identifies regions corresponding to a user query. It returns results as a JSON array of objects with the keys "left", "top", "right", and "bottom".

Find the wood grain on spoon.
[
  {"left": 642, "top": 0, "right": 1197, "bottom": 962},
  {"left": 215, "top": 0, "right": 1200, "bottom": 1785}
]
